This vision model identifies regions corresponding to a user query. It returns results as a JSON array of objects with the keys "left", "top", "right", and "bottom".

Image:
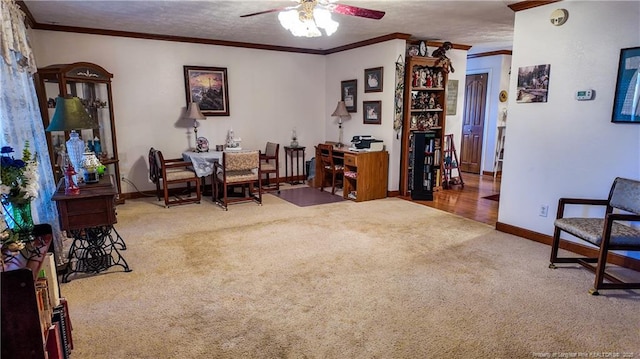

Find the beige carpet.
[{"left": 59, "top": 195, "right": 640, "bottom": 358}]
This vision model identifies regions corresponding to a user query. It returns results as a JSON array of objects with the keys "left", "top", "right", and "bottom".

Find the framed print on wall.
[
  {"left": 184, "top": 65, "right": 230, "bottom": 116},
  {"left": 363, "top": 101, "right": 382, "bottom": 124},
  {"left": 516, "top": 64, "right": 550, "bottom": 103},
  {"left": 612, "top": 46, "right": 640, "bottom": 123},
  {"left": 364, "top": 67, "right": 383, "bottom": 93},
  {"left": 341, "top": 79, "right": 357, "bottom": 112}
]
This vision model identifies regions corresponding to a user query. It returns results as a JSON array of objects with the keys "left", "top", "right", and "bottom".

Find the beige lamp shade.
[
  {"left": 46, "top": 96, "right": 98, "bottom": 131},
  {"left": 187, "top": 102, "right": 206, "bottom": 120},
  {"left": 331, "top": 101, "right": 351, "bottom": 120}
]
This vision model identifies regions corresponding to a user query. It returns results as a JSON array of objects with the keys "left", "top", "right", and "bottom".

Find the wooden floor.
[{"left": 404, "top": 173, "right": 501, "bottom": 227}]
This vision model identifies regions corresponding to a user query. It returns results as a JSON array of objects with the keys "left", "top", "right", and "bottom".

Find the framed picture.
[
  {"left": 341, "top": 79, "right": 357, "bottom": 113},
  {"left": 446, "top": 79, "right": 459, "bottom": 115},
  {"left": 183, "top": 65, "right": 229, "bottom": 116},
  {"left": 516, "top": 64, "right": 550, "bottom": 103},
  {"left": 612, "top": 47, "right": 640, "bottom": 123},
  {"left": 364, "top": 67, "right": 383, "bottom": 93},
  {"left": 363, "top": 101, "right": 381, "bottom": 124}
]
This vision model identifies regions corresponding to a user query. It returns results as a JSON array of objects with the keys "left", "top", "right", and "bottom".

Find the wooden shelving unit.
[
  {"left": 1, "top": 224, "right": 73, "bottom": 359},
  {"left": 400, "top": 56, "right": 448, "bottom": 199}
]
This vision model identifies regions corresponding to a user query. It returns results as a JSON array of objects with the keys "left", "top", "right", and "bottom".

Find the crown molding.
[
  {"left": 467, "top": 50, "right": 513, "bottom": 59},
  {"left": 508, "top": 0, "right": 562, "bottom": 12}
]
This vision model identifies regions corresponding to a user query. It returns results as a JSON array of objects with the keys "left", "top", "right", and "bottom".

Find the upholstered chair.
[{"left": 212, "top": 150, "right": 262, "bottom": 210}]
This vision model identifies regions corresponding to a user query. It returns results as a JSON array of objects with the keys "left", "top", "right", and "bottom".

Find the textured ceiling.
[{"left": 22, "top": 0, "right": 520, "bottom": 54}]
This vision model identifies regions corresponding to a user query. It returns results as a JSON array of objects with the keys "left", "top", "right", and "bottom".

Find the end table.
[{"left": 284, "top": 146, "right": 306, "bottom": 185}]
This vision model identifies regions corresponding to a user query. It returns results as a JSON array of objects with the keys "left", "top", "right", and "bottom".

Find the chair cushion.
[
  {"left": 165, "top": 169, "right": 197, "bottom": 181},
  {"left": 216, "top": 170, "right": 258, "bottom": 183},
  {"left": 555, "top": 217, "right": 640, "bottom": 247},
  {"left": 261, "top": 162, "right": 277, "bottom": 171}
]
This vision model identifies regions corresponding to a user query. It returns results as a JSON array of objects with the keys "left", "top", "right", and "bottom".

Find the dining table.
[{"left": 182, "top": 150, "right": 223, "bottom": 177}]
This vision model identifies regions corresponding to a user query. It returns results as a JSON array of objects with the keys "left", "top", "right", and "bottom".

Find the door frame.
[{"left": 462, "top": 68, "right": 494, "bottom": 174}]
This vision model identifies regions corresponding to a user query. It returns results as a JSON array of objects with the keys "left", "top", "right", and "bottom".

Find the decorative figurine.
[
  {"left": 432, "top": 41, "right": 455, "bottom": 73},
  {"left": 426, "top": 71, "right": 433, "bottom": 88},
  {"left": 428, "top": 93, "right": 436, "bottom": 109},
  {"left": 63, "top": 160, "right": 80, "bottom": 195}
]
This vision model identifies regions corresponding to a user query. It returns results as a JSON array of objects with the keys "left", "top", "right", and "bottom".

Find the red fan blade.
[
  {"left": 240, "top": 6, "right": 292, "bottom": 18},
  {"left": 327, "top": 4, "right": 385, "bottom": 20}
]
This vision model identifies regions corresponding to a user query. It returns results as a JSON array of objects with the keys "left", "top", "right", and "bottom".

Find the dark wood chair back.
[{"left": 317, "top": 143, "right": 343, "bottom": 195}]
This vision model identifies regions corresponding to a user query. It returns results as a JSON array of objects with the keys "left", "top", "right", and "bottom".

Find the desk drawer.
[{"left": 344, "top": 154, "right": 357, "bottom": 167}]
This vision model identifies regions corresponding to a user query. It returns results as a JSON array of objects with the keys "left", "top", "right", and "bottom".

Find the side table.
[
  {"left": 284, "top": 146, "right": 306, "bottom": 185},
  {"left": 52, "top": 175, "right": 131, "bottom": 282}
]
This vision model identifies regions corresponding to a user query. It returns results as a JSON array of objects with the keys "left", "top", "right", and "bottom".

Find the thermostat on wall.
[{"left": 575, "top": 89, "right": 594, "bottom": 101}]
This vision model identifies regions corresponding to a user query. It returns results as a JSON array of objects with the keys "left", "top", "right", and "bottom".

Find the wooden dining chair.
[
  {"left": 317, "top": 143, "right": 343, "bottom": 195},
  {"left": 260, "top": 142, "right": 280, "bottom": 194},
  {"left": 212, "top": 150, "right": 262, "bottom": 210},
  {"left": 148, "top": 147, "right": 201, "bottom": 208}
]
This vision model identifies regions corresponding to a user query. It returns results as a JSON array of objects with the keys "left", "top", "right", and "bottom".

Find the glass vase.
[{"left": 10, "top": 201, "right": 34, "bottom": 241}]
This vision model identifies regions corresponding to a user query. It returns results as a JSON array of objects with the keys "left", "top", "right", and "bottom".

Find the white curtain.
[{"left": 1, "top": 0, "right": 65, "bottom": 263}]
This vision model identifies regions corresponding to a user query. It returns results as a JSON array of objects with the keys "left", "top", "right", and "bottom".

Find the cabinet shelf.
[
  {"left": 411, "top": 108, "right": 443, "bottom": 112},
  {"left": 412, "top": 87, "right": 445, "bottom": 91}
]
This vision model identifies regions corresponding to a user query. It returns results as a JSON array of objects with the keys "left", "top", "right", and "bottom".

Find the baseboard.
[
  {"left": 387, "top": 190, "right": 400, "bottom": 197},
  {"left": 496, "top": 221, "right": 640, "bottom": 272},
  {"left": 482, "top": 170, "right": 501, "bottom": 177}
]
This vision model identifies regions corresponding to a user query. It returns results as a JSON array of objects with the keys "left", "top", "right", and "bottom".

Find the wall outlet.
[{"left": 539, "top": 204, "right": 549, "bottom": 217}]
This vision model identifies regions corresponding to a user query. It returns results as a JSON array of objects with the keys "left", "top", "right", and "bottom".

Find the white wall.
[
  {"left": 467, "top": 54, "right": 512, "bottom": 173},
  {"left": 325, "top": 40, "right": 405, "bottom": 191},
  {"left": 500, "top": 2, "right": 640, "bottom": 257},
  {"left": 433, "top": 47, "right": 468, "bottom": 164},
  {"left": 31, "top": 31, "right": 327, "bottom": 193},
  {"left": 30, "top": 31, "right": 411, "bottom": 194}
]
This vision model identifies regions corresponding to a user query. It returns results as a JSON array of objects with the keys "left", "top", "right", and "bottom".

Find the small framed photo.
[
  {"left": 184, "top": 65, "right": 230, "bottom": 116},
  {"left": 516, "top": 64, "right": 550, "bottom": 103},
  {"left": 341, "top": 79, "right": 357, "bottom": 113},
  {"left": 363, "top": 101, "right": 381, "bottom": 124},
  {"left": 364, "top": 67, "right": 383, "bottom": 93},
  {"left": 612, "top": 46, "right": 640, "bottom": 123}
]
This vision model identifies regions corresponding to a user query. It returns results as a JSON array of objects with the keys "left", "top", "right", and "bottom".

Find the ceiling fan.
[{"left": 240, "top": 0, "right": 385, "bottom": 37}]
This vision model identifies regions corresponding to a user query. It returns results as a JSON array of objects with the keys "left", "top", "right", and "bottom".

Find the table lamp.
[
  {"left": 331, "top": 101, "right": 351, "bottom": 147},
  {"left": 46, "top": 96, "right": 99, "bottom": 193},
  {"left": 186, "top": 102, "right": 206, "bottom": 150}
]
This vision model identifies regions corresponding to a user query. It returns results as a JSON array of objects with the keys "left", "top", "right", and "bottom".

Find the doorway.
[{"left": 460, "top": 73, "right": 488, "bottom": 174}]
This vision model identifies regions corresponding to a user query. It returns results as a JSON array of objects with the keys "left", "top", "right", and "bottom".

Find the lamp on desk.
[
  {"left": 331, "top": 101, "right": 351, "bottom": 147},
  {"left": 186, "top": 102, "right": 206, "bottom": 151},
  {"left": 46, "top": 96, "right": 99, "bottom": 194}
]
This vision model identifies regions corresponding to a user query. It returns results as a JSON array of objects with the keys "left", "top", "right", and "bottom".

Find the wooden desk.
[
  {"left": 314, "top": 146, "right": 388, "bottom": 202},
  {"left": 52, "top": 175, "right": 131, "bottom": 282}
]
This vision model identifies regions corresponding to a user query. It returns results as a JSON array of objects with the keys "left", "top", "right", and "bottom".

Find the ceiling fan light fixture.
[
  {"left": 278, "top": 6, "right": 338, "bottom": 37},
  {"left": 313, "top": 8, "right": 338, "bottom": 36}
]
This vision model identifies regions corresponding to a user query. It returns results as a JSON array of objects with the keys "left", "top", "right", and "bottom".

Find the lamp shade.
[
  {"left": 331, "top": 101, "right": 351, "bottom": 120},
  {"left": 46, "top": 96, "right": 98, "bottom": 131},
  {"left": 187, "top": 102, "right": 206, "bottom": 120}
]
